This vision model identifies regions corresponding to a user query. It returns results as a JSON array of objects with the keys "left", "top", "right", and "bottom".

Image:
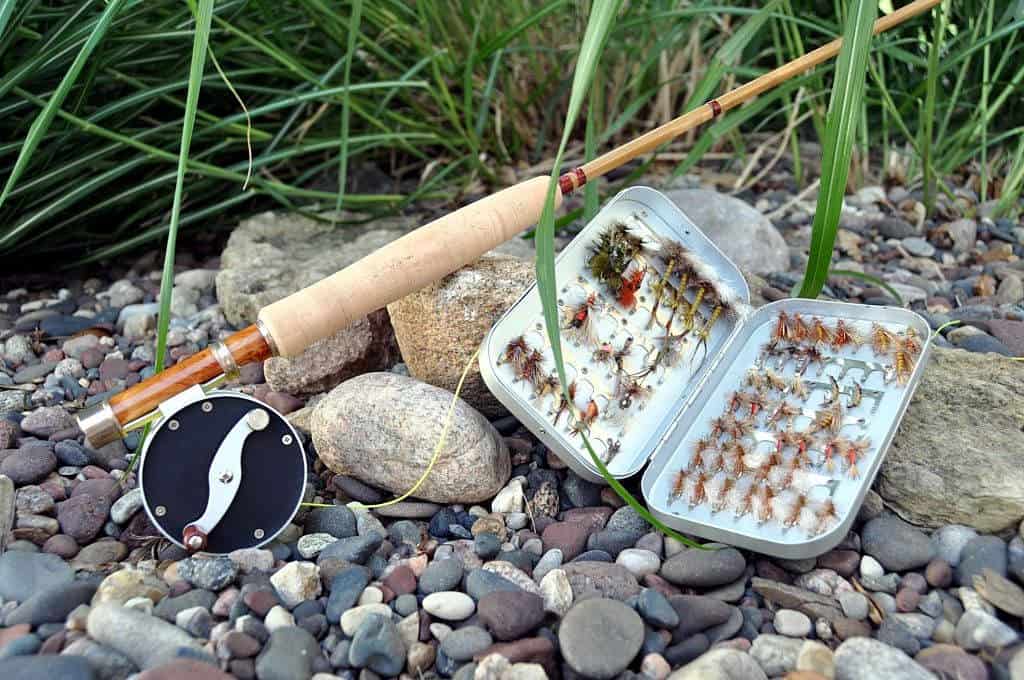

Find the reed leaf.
[
  {"left": 798, "top": 0, "right": 876, "bottom": 299},
  {"left": 153, "top": 0, "right": 215, "bottom": 376}
]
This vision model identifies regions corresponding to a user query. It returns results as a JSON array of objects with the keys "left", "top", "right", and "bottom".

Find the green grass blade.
[
  {"left": 798, "top": 0, "right": 877, "bottom": 299},
  {"left": 0, "top": 0, "right": 15, "bottom": 37},
  {"left": 921, "top": 2, "right": 945, "bottom": 214},
  {"left": 0, "top": 0, "right": 126, "bottom": 217},
  {"left": 533, "top": 0, "right": 702, "bottom": 549},
  {"left": 336, "top": 0, "right": 363, "bottom": 216},
  {"left": 153, "top": 0, "right": 215, "bottom": 377}
]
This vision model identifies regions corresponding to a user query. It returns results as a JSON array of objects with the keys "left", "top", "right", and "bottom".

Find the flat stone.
[
  {"left": 915, "top": 644, "right": 988, "bottom": 680},
  {"left": 97, "top": 567, "right": 171, "bottom": 607},
  {"left": 558, "top": 598, "right": 644, "bottom": 680},
  {"left": 833, "top": 636, "right": 933, "bottom": 680},
  {"left": 304, "top": 505, "right": 357, "bottom": 539},
  {"left": 539, "top": 568, "right": 573, "bottom": 617},
  {"left": 930, "top": 525, "right": 978, "bottom": 566},
  {"left": 974, "top": 567, "right": 1024, "bottom": 616},
  {"left": 660, "top": 546, "right": 746, "bottom": 588},
  {"left": 862, "top": 516, "right": 934, "bottom": 572},
  {"left": 177, "top": 555, "right": 238, "bottom": 591},
  {"left": 311, "top": 373, "right": 510, "bottom": 503},
  {"left": 879, "top": 348, "right": 1024, "bottom": 531},
  {"left": 668, "top": 595, "right": 733, "bottom": 639},
  {"left": 773, "top": 609, "right": 812, "bottom": 637},
  {"left": 419, "top": 557, "right": 463, "bottom": 595}
]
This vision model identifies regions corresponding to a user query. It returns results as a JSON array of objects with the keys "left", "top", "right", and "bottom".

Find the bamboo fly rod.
[{"left": 78, "top": 0, "right": 941, "bottom": 447}]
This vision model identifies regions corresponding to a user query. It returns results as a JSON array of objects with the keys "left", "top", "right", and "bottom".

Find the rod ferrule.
[{"left": 77, "top": 401, "right": 123, "bottom": 449}]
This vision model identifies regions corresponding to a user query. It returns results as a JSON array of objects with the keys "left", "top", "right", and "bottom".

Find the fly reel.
[{"left": 137, "top": 385, "right": 306, "bottom": 554}]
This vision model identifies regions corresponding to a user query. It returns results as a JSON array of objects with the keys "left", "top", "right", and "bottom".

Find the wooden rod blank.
[{"left": 577, "top": 0, "right": 941, "bottom": 185}]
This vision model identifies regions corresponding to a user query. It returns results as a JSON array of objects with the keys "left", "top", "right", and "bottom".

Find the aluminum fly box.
[{"left": 479, "top": 186, "right": 931, "bottom": 558}]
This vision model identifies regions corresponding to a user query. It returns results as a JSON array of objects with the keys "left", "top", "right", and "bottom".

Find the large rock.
[
  {"left": 878, "top": 347, "right": 1024, "bottom": 532},
  {"left": 311, "top": 373, "right": 510, "bottom": 503},
  {"left": 265, "top": 310, "right": 399, "bottom": 396},
  {"left": 216, "top": 212, "right": 406, "bottom": 389},
  {"left": 664, "top": 188, "right": 789, "bottom": 274},
  {"left": 668, "top": 648, "right": 768, "bottom": 680},
  {"left": 216, "top": 211, "right": 409, "bottom": 325},
  {"left": 387, "top": 253, "right": 534, "bottom": 417}
]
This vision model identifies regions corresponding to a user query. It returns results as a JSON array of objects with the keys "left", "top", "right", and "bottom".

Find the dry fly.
[
  {"left": 813, "top": 498, "right": 840, "bottom": 536},
  {"left": 771, "top": 312, "right": 793, "bottom": 343},
  {"left": 783, "top": 492, "right": 810, "bottom": 528},
  {"left": 843, "top": 437, "right": 871, "bottom": 478},
  {"left": 789, "top": 374, "right": 809, "bottom": 400},
  {"left": 500, "top": 335, "right": 531, "bottom": 372},
  {"left": 765, "top": 369, "right": 788, "bottom": 392},
  {"left": 688, "top": 471, "right": 709, "bottom": 508},
  {"left": 822, "top": 436, "right": 850, "bottom": 472},
  {"left": 552, "top": 381, "right": 577, "bottom": 425},
  {"left": 570, "top": 399, "right": 600, "bottom": 437},
  {"left": 791, "top": 314, "right": 811, "bottom": 343},
  {"left": 710, "top": 476, "right": 736, "bottom": 513},
  {"left": 669, "top": 468, "right": 690, "bottom": 504},
  {"left": 893, "top": 338, "right": 915, "bottom": 385},
  {"left": 871, "top": 322, "right": 896, "bottom": 356},
  {"left": 563, "top": 293, "right": 600, "bottom": 347},
  {"left": 617, "top": 266, "right": 646, "bottom": 310},
  {"left": 648, "top": 240, "right": 689, "bottom": 325},
  {"left": 810, "top": 317, "right": 834, "bottom": 346},
  {"left": 832, "top": 320, "right": 863, "bottom": 350},
  {"left": 691, "top": 436, "right": 714, "bottom": 469}
]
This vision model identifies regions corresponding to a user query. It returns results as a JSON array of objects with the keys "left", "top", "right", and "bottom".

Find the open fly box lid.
[{"left": 481, "top": 186, "right": 932, "bottom": 558}]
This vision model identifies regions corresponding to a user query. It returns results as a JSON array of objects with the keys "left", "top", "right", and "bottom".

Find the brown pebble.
[
  {"left": 900, "top": 572, "right": 928, "bottom": 594},
  {"left": 832, "top": 617, "right": 872, "bottom": 640},
  {"left": 817, "top": 549, "right": 860, "bottom": 577},
  {"left": 39, "top": 630, "right": 66, "bottom": 655},
  {"left": 925, "top": 559, "right": 953, "bottom": 588},
  {"left": 382, "top": 565, "right": 417, "bottom": 596},
  {"left": 895, "top": 588, "right": 921, "bottom": 612}
]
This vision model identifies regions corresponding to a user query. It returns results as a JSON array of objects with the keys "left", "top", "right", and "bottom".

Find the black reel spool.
[{"left": 139, "top": 388, "right": 306, "bottom": 554}]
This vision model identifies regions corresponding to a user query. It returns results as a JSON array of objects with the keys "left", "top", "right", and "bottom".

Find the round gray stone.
[{"left": 558, "top": 598, "right": 644, "bottom": 679}]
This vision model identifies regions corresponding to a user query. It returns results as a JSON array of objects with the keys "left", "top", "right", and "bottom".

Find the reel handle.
[{"left": 259, "top": 176, "right": 560, "bottom": 357}]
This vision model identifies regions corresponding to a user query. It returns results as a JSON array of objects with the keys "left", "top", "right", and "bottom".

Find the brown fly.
[
  {"left": 871, "top": 322, "right": 896, "bottom": 356},
  {"left": 832, "top": 320, "right": 863, "bottom": 350},
  {"left": 810, "top": 317, "right": 834, "bottom": 346}
]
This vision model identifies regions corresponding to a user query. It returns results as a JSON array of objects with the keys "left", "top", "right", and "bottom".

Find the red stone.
[
  {"left": 541, "top": 521, "right": 590, "bottom": 561},
  {"left": 382, "top": 565, "right": 417, "bottom": 596}
]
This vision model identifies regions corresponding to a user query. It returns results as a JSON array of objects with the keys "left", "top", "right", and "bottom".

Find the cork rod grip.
[{"left": 258, "top": 176, "right": 562, "bottom": 357}]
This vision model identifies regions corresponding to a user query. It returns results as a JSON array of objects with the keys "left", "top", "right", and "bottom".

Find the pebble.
[
  {"left": 340, "top": 604, "right": 392, "bottom": 636},
  {"left": 539, "top": 568, "right": 573, "bottom": 617},
  {"left": 796, "top": 640, "right": 834, "bottom": 678},
  {"left": 833, "top": 636, "right": 933, "bottom": 680},
  {"left": 255, "top": 626, "right": 320, "bottom": 680},
  {"left": 616, "top": 548, "right": 660, "bottom": 577},
  {"left": 954, "top": 608, "right": 1019, "bottom": 650},
  {"left": 636, "top": 588, "right": 679, "bottom": 629},
  {"left": 439, "top": 625, "right": 492, "bottom": 661},
  {"left": 296, "top": 532, "right": 337, "bottom": 559},
  {"left": 418, "top": 557, "right": 463, "bottom": 595},
  {"left": 532, "top": 548, "right": 562, "bottom": 581},
  {"left": 86, "top": 602, "right": 205, "bottom": 670},
  {"left": 263, "top": 605, "right": 295, "bottom": 632},
  {"left": 861, "top": 516, "right": 934, "bottom": 572},
  {"left": 0, "top": 551, "right": 73, "bottom": 602},
  {"left": 660, "top": 546, "right": 746, "bottom": 588},
  {"left": 957, "top": 534, "right": 1007, "bottom": 586},
  {"left": 925, "top": 559, "right": 953, "bottom": 588},
  {"left": 670, "top": 648, "right": 767, "bottom": 680},
  {"left": 316, "top": 533, "right": 382, "bottom": 564},
  {"left": 838, "top": 591, "right": 869, "bottom": 620},
  {"left": 478, "top": 590, "right": 545, "bottom": 640},
  {"left": 974, "top": 567, "right": 1024, "bottom": 616},
  {"left": 348, "top": 613, "right": 406, "bottom": 676},
  {"left": 422, "top": 591, "right": 475, "bottom": 621},
  {"left": 773, "top": 609, "right": 812, "bottom": 637},
  {"left": 930, "top": 525, "right": 978, "bottom": 566},
  {"left": 270, "top": 561, "right": 321, "bottom": 608},
  {"left": 177, "top": 555, "right": 238, "bottom": 591},
  {"left": 750, "top": 634, "right": 802, "bottom": 675},
  {"left": 558, "top": 598, "right": 644, "bottom": 679},
  {"left": 5, "top": 580, "right": 96, "bottom": 626},
  {"left": 1, "top": 448, "right": 57, "bottom": 485},
  {"left": 228, "top": 547, "right": 275, "bottom": 573},
  {"left": 0, "top": 656, "right": 96, "bottom": 680},
  {"left": 106, "top": 487, "right": 141, "bottom": 524}
]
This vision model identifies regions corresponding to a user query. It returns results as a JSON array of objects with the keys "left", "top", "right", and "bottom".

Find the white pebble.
[
  {"left": 422, "top": 591, "right": 475, "bottom": 621},
  {"left": 429, "top": 622, "right": 452, "bottom": 641},
  {"left": 264, "top": 605, "right": 294, "bottom": 632},
  {"left": 615, "top": 548, "right": 661, "bottom": 578},
  {"left": 773, "top": 609, "right": 812, "bottom": 637},
  {"left": 860, "top": 555, "right": 884, "bottom": 579},
  {"left": 358, "top": 586, "right": 384, "bottom": 605}
]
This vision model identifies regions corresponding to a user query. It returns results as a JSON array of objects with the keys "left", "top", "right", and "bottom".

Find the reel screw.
[
  {"left": 281, "top": 434, "right": 293, "bottom": 446},
  {"left": 201, "top": 401, "right": 213, "bottom": 412},
  {"left": 168, "top": 420, "right": 179, "bottom": 431},
  {"left": 253, "top": 529, "right": 265, "bottom": 539},
  {"left": 155, "top": 505, "right": 167, "bottom": 516},
  {"left": 186, "top": 535, "right": 204, "bottom": 550},
  {"left": 219, "top": 472, "right": 234, "bottom": 484}
]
